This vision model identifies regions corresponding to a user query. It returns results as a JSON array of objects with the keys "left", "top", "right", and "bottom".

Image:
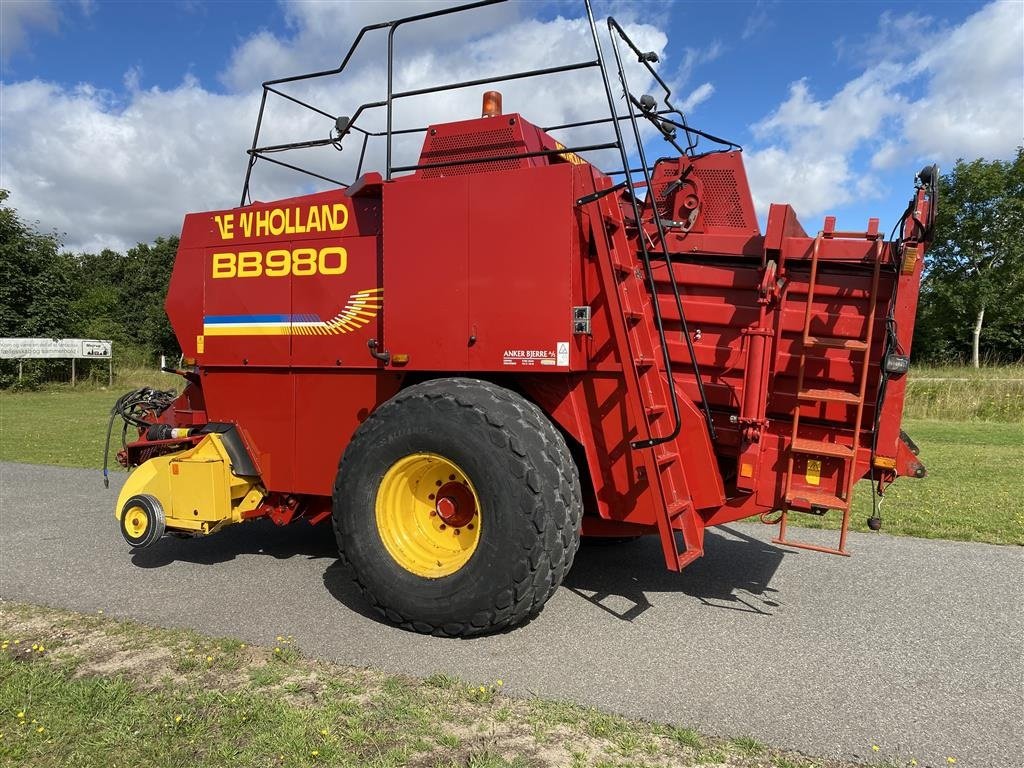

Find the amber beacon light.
[{"left": 481, "top": 90, "right": 502, "bottom": 117}]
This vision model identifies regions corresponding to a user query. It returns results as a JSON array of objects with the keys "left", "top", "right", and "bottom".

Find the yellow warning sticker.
[
  {"left": 806, "top": 459, "right": 821, "bottom": 486},
  {"left": 902, "top": 245, "right": 919, "bottom": 275},
  {"left": 196, "top": 335, "right": 205, "bottom": 354}
]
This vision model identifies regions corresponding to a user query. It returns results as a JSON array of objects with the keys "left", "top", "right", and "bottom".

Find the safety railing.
[{"left": 238, "top": 0, "right": 738, "bottom": 446}]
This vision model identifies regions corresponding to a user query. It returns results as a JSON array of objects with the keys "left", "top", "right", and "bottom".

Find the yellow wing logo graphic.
[{"left": 292, "top": 288, "right": 384, "bottom": 336}]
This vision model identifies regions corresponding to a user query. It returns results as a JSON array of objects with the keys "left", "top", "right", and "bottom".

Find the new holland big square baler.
[{"left": 108, "top": 0, "right": 933, "bottom": 636}]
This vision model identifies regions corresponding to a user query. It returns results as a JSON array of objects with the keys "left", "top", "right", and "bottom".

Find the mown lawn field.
[{"left": 1, "top": 366, "right": 1021, "bottom": 545}]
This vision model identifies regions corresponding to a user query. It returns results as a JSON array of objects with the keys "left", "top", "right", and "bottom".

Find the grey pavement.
[{"left": 1, "top": 461, "right": 1021, "bottom": 767}]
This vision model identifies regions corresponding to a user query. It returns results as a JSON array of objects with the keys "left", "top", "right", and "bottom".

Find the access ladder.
[
  {"left": 775, "top": 216, "right": 884, "bottom": 555},
  {"left": 582, "top": 179, "right": 704, "bottom": 571}
]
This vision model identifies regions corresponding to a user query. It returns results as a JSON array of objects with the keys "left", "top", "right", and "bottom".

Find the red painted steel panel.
[
  {"left": 289, "top": 234, "right": 383, "bottom": 369},
  {"left": 291, "top": 372, "right": 401, "bottom": 495},
  {"left": 466, "top": 164, "right": 575, "bottom": 372},
  {"left": 201, "top": 370, "right": 295, "bottom": 492},
  {"left": 165, "top": 247, "right": 205, "bottom": 360},
  {"left": 382, "top": 176, "right": 471, "bottom": 370}
]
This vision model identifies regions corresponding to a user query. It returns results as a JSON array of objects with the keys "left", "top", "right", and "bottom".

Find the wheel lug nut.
[
  {"left": 453, "top": 529, "right": 460, "bottom": 536},
  {"left": 448, "top": 474, "right": 455, "bottom": 481},
  {"left": 439, "top": 523, "right": 446, "bottom": 530},
  {"left": 430, "top": 511, "right": 436, "bottom": 517},
  {"left": 428, "top": 494, "right": 435, "bottom": 500},
  {"left": 467, "top": 523, "right": 474, "bottom": 530},
  {"left": 435, "top": 480, "right": 442, "bottom": 487}
]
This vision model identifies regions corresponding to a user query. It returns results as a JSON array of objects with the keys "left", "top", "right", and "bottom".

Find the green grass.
[
  {"left": 902, "top": 364, "right": 1024, "bottom": 422},
  {"left": 0, "top": 389, "right": 121, "bottom": 467},
  {"left": 3, "top": 602, "right": 882, "bottom": 768},
  {"left": 791, "top": 419, "right": 1023, "bottom": 545},
  {"left": 0, "top": 367, "right": 177, "bottom": 467}
]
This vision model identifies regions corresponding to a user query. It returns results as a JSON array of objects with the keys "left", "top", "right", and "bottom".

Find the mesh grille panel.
[
  {"left": 420, "top": 127, "right": 522, "bottom": 178},
  {"left": 694, "top": 168, "right": 748, "bottom": 228}
]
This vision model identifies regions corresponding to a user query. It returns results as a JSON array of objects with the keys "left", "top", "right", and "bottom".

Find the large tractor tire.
[{"left": 332, "top": 378, "right": 582, "bottom": 637}]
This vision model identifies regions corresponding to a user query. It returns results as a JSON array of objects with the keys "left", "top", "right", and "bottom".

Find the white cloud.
[
  {"left": 680, "top": 82, "right": 714, "bottom": 113},
  {"left": 745, "top": 1, "right": 1023, "bottom": 219},
  {"left": 0, "top": 0, "right": 60, "bottom": 62},
  {"left": 908, "top": 1, "right": 1024, "bottom": 161},
  {"left": 745, "top": 67, "right": 905, "bottom": 217},
  {"left": 1, "top": 0, "right": 674, "bottom": 252},
  {"left": 742, "top": 2, "right": 772, "bottom": 41},
  {"left": 673, "top": 40, "right": 723, "bottom": 89},
  {"left": 1, "top": 78, "right": 259, "bottom": 253}
]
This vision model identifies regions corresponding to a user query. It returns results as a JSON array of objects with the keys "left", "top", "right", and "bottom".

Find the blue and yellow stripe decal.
[{"left": 203, "top": 288, "right": 383, "bottom": 337}]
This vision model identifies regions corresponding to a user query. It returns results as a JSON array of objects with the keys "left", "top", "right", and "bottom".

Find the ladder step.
[
  {"left": 823, "top": 230, "right": 882, "bottom": 241},
  {"left": 798, "top": 388, "right": 861, "bottom": 405},
  {"left": 623, "top": 308, "right": 643, "bottom": 324},
  {"left": 656, "top": 452, "right": 678, "bottom": 468},
  {"left": 613, "top": 261, "right": 634, "bottom": 276},
  {"left": 805, "top": 336, "right": 868, "bottom": 352},
  {"left": 786, "top": 489, "right": 849, "bottom": 511},
  {"left": 667, "top": 499, "right": 689, "bottom": 517},
  {"left": 645, "top": 404, "right": 667, "bottom": 418},
  {"left": 791, "top": 437, "right": 855, "bottom": 459},
  {"left": 635, "top": 356, "right": 655, "bottom": 369}
]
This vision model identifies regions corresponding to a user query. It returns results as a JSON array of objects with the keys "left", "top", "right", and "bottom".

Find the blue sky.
[{"left": 2, "top": 0, "right": 1021, "bottom": 251}]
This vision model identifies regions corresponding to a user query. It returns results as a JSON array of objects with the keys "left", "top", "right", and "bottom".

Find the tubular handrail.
[
  {"left": 583, "top": 2, "right": 683, "bottom": 449},
  {"left": 606, "top": 17, "right": 717, "bottom": 440},
  {"left": 237, "top": 0, "right": 732, "bottom": 448},
  {"left": 239, "top": 0, "right": 738, "bottom": 203}
]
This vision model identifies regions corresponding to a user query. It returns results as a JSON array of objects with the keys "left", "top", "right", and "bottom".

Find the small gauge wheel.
[{"left": 119, "top": 494, "right": 166, "bottom": 548}]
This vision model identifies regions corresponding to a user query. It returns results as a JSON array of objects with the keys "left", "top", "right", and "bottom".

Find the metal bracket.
[
  {"left": 576, "top": 180, "right": 629, "bottom": 206},
  {"left": 572, "top": 306, "right": 592, "bottom": 335}
]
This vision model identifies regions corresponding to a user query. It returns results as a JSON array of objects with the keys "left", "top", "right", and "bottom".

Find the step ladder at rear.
[
  {"left": 805, "top": 336, "right": 868, "bottom": 352},
  {"left": 786, "top": 489, "right": 848, "bottom": 511},
  {"left": 776, "top": 226, "right": 885, "bottom": 557}
]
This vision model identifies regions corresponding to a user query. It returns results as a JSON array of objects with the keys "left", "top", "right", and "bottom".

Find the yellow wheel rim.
[
  {"left": 375, "top": 452, "right": 481, "bottom": 578},
  {"left": 124, "top": 506, "right": 149, "bottom": 539}
]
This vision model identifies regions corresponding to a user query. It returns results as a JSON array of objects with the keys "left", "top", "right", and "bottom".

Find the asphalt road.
[{"left": 1, "top": 461, "right": 1021, "bottom": 767}]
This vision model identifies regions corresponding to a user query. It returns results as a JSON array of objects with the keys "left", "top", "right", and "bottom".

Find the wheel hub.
[
  {"left": 124, "top": 506, "right": 149, "bottom": 538},
  {"left": 375, "top": 452, "right": 481, "bottom": 578},
  {"left": 434, "top": 482, "right": 476, "bottom": 527}
]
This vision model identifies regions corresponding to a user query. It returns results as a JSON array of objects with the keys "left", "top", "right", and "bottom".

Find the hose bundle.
[{"left": 102, "top": 387, "right": 176, "bottom": 487}]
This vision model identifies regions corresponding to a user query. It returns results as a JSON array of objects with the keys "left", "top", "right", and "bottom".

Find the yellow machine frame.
[{"left": 115, "top": 434, "right": 264, "bottom": 536}]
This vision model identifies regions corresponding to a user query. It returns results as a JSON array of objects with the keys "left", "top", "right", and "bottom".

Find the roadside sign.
[{"left": 0, "top": 338, "right": 112, "bottom": 359}]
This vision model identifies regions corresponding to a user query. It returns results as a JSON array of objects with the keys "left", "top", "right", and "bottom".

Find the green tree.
[
  {"left": 919, "top": 149, "right": 1024, "bottom": 365},
  {"left": 0, "top": 190, "right": 76, "bottom": 339},
  {"left": 122, "top": 237, "right": 179, "bottom": 358}
]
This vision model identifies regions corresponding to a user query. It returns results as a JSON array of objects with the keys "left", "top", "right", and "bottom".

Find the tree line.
[
  {"left": 1, "top": 150, "right": 1021, "bottom": 387},
  {"left": 0, "top": 190, "right": 177, "bottom": 387}
]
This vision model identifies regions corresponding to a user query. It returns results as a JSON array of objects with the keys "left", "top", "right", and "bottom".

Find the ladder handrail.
[{"left": 602, "top": 14, "right": 717, "bottom": 443}]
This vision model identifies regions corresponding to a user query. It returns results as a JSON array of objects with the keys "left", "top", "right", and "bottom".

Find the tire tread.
[{"left": 332, "top": 377, "right": 582, "bottom": 637}]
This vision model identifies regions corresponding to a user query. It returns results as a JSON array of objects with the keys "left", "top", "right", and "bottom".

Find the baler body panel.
[
  {"left": 382, "top": 162, "right": 578, "bottom": 372},
  {"left": 158, "top": 110, "right": 928, "bottom": 562}
]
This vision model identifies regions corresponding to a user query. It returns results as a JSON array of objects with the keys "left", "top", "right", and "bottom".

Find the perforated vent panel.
[
  {"left": 419, "top": 127, "right": 523, "bottom": 178},
  {"left": 694, "top": 168, "right": 749, "bottom": 229}
]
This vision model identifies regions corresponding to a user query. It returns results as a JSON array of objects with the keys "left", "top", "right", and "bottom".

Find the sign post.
[{"left": 0, "top": 338, "right": 113, "bottom": 385}]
